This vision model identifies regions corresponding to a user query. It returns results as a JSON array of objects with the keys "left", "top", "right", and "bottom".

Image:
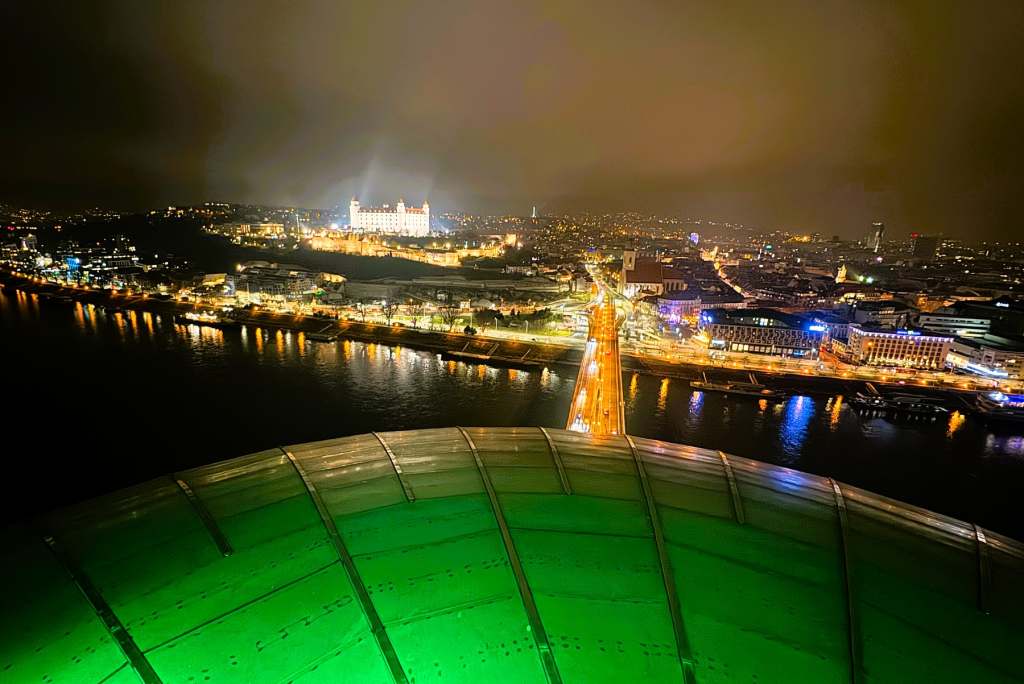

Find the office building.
[
  {"left": 916, "top": 312, "right": 990, "bottom": 338},
  {"left": 871, "top": 221, "right": 885, "bottom": 253},
  {"left": 911, "top": 234, "right": 939, "bottom": 260},
  {"left": 946, "top": 334, "right": 1024, "bottom": 379}
]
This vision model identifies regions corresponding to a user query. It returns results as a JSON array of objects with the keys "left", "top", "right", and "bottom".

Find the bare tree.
[
  {"left": 381, "top": 299, "right": 399, "bottom": 326},
  {"left": 408, "top": 301, "right": 424, "bottom": 329},
  {"left": 439, "top": 289, "right": 460, "bottom": 332}
]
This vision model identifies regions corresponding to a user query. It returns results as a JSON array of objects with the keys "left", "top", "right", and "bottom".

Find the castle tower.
[{"left": 349, "top": 198, "right": 361, "bottom": 230}]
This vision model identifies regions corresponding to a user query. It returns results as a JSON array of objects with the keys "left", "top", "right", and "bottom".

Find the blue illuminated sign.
[{"left": 807, "top": 324, "right": 827, "bottom": 332}]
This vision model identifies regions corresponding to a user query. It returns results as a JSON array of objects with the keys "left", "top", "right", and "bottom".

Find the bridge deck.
[{"left": 566, "top": 295, "right": 625, "bottom": 435}]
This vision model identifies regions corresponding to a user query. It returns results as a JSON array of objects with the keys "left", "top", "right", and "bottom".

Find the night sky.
[{"left": 3, "top": 1, "right": 1023, "bottom": 238}]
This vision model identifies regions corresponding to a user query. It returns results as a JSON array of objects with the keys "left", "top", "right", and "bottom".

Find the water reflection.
[
  {"left": 779, "top": 395, "right": 813, "bottom": 461},
  {"left": 657, "top": 378, "right": 669, "bottom": 412},
  {"left": 6, "top": 288, "right": 1024, "bottom": 504},
  {"left": 947, "top": 410, "right": 966, "bottom": 439},
  {"left": 829, "top": 395, "right": 843, "bottom": 431},
  {"left": 688, "top": 390, "right": 704, "bottom": 421}
]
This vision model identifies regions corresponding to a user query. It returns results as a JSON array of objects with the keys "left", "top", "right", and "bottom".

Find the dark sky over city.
[{"left": 2, "top": 1, "right": 1023, "bottom": 238}]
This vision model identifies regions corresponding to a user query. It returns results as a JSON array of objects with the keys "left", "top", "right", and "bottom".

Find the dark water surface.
[{"left": 2, "top": 287, "right": 1022, "bottom": 539}]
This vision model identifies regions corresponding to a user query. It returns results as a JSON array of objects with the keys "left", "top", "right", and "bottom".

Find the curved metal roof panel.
[{"left": 3, "top": 428, "right": 1022, "bottom": 683}]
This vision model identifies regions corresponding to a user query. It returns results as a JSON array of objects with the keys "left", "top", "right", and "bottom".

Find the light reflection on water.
[
  {"left": 779, "top": 395, "right": 814, "bottom": 462},
  {"left": 2, "top": 287, "right": 1024, "bottom": 539}
]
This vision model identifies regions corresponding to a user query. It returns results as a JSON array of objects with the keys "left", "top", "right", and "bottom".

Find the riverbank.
[{"left": 0, "top": 273, "right": 983, "bottom": 403}]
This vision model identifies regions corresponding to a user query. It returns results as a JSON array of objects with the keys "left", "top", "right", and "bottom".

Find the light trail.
[{"left": 566, "top": 292, "right": 625, "bottom": 435}]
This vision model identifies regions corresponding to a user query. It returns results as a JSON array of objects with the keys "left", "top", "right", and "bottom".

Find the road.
[
  {"left": 565, "top": 291, "right": 626, "bottom": 435},
  {"left": 5, "top": 270, "right": 1018, "bottom": 396}
]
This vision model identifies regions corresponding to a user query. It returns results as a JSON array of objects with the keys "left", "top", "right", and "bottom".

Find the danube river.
[{"left": 2, "top": 286, "right": 1022, "bottom": 539}]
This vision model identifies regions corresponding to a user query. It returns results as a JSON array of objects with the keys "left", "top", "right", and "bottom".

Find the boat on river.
[
  {"left": 974, "top": 391, "right": 1024, "bottom": 424},
  {"left": 174, "top": 310, "right": 239, "bottom": 329}
]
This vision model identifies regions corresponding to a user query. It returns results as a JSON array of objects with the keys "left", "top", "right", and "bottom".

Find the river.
[{"left": 2, "top": 286, "right": 1021, "bottom": 539}]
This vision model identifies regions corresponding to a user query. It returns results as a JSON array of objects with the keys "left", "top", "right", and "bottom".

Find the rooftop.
[
  {"left": 701, "top": 307, "right": 810, "bottom": 329},
  {"left": 849, "top": 323, "right": 954, "bottom": 340},
  {"left": 4, "top": 427, "right": 1021, "bottom": 683}
]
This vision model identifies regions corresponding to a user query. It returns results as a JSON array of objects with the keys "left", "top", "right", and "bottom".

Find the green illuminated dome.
[{"left": 2, "top": 428, "right": 1022, "bottom": 683}]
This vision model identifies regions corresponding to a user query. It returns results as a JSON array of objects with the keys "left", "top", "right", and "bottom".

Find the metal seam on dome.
[
  {"left": 373, "top": 432, "right": 415, "bottom": 502},
  {"left": 626, "top": 435, "right": 698, "bottom": 684},
  {"left": 171, "top": 476, "right": 234, "bottom": 556},
  {"left": 282, "top": 448, "right": 409, "bottom": 684},
  {"left": 717, "top": 451, "right": 745, "bottom": 524},
  {"left": 538, "top": 426, "right": 572, "bottom": 494},
  {"left": 39, "top": 531, "right": 163, "bottom": 684},
  {"left": 974, "top": 525, "right": 991, "bottom": 614},
  {"left": 457, "top": 427, "right": 564, "bottom": 684},
  {"left": 830, "top": 479, "right": 860, "bottom": 684}
]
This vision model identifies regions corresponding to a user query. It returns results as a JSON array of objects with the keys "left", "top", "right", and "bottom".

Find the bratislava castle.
[{"left": 348, "top": 198, "right": 430, "bottom": 237}]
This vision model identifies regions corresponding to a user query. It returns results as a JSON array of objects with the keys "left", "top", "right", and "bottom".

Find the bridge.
[{"left": 565, "top": 290, "right": 625, "bottom": 435}]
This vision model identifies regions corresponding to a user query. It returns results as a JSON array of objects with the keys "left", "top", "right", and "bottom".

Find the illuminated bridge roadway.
[{"left": 566, "top": 291, "right": 625, "bottom": 436}]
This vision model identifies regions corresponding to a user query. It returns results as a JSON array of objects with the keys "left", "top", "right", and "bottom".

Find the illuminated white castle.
[{"left": 349, "top": 198, "right": 430, "bottom": 237}]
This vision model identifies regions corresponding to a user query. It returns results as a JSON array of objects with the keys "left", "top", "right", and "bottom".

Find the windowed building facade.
[
  {"left": 698, "top": 308, "right": 827, "bottom": 358},
  {"left": 845, "top": 325, "right": 952, "bottom": 369}
]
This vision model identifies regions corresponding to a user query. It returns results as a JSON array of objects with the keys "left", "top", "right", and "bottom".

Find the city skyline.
[
  {"left": 3, "top": 1, "right": 1024, "bottom": 239},
  {"left": 3, "top": 4, "right": 1023, "bottom": 682}
]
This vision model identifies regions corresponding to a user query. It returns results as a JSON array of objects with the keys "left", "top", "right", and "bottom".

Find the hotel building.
[{"left": 844, "top": 324, "right": 952, "bottom": 369}]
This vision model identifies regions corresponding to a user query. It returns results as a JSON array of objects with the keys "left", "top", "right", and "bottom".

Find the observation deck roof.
[{"left": 3, "top": 428, "right": 1021, "bottom": 683}]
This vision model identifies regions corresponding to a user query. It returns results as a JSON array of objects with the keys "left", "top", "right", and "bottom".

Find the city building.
[
  {"left": 871, "top": 221, "right": 885, "bottom": 253},
  {"left": 946, "top": 333, "right": 1024, "bottom": 379},
  {"left": 7, "top": 428, "right": 1019, "bottom": 684},
  {"left": 846, "top": 300, "right": 915, "bottom": 329},
  {"left": 911, "top": 233, "right": 940, "bottom": 260},
  {"left": 656, "top": 289, "right": 702, "bottom": 323},
  {"left": 936, "top": 297, "right": 1024, "bottom": 337},
  {"left": 843, "top": 325, "right": 952, "bottom": 369},
  {"left": 810, "top": 311, "right": 851, "bottom": 342},
  {"left": 698, "top": 308, "right": 827, "bottom": 358},
  {"left": 916, "top": 312, "right": 991, "bottom": 338},
  {"left": 234, "top": 261, "right": 318, "bottom": 301},
  {"left": 349, "top": 198, "right": 429, "bottom": 237},
  {"left": 619, "top": 251, "right": 687, "bottom": 297}
]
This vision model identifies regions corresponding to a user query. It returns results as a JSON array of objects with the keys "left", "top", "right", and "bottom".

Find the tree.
[
  {"left": 381, "top": 299, "right": 399, "bottom": 326},
  {"left": 440, "top": 302, "right": 460, "bottom": 332},
  {"left": 439, "top": 289, "right": 460, "bottom": 332},
  {"left": 408, "top": 301, "right": 425, "bottom": 329}
]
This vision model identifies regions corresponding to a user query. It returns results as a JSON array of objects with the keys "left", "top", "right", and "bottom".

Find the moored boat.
[
  {"left": 974, "top": 391, "right": 1024, "bottom": 423},
  {"left": 689, "top": 379, "right": 786, "bottom": 400},
  {"left": 174, "top": 311, "right": 239, "bottom": 329}
]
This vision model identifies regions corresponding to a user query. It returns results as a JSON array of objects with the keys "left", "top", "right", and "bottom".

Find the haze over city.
[{"left": 4, "top": 1, "right": 1024, "bottom": 239}]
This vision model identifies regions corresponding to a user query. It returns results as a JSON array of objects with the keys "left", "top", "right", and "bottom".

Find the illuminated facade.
[
  {"left": 309, "top": 232, "right": 502, "bottom": 267},
  {"left": 845, "top": 324, "right": 953, "bottom": 369},
  {"left": 4, "top": 428, "right": 1021, "bottom": 683},
  {"left": 699, "top": 308, "right": 827, "bottom": 358},
  {"left": 349, "top": 198, "right": 429, "bottom": 237}
]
